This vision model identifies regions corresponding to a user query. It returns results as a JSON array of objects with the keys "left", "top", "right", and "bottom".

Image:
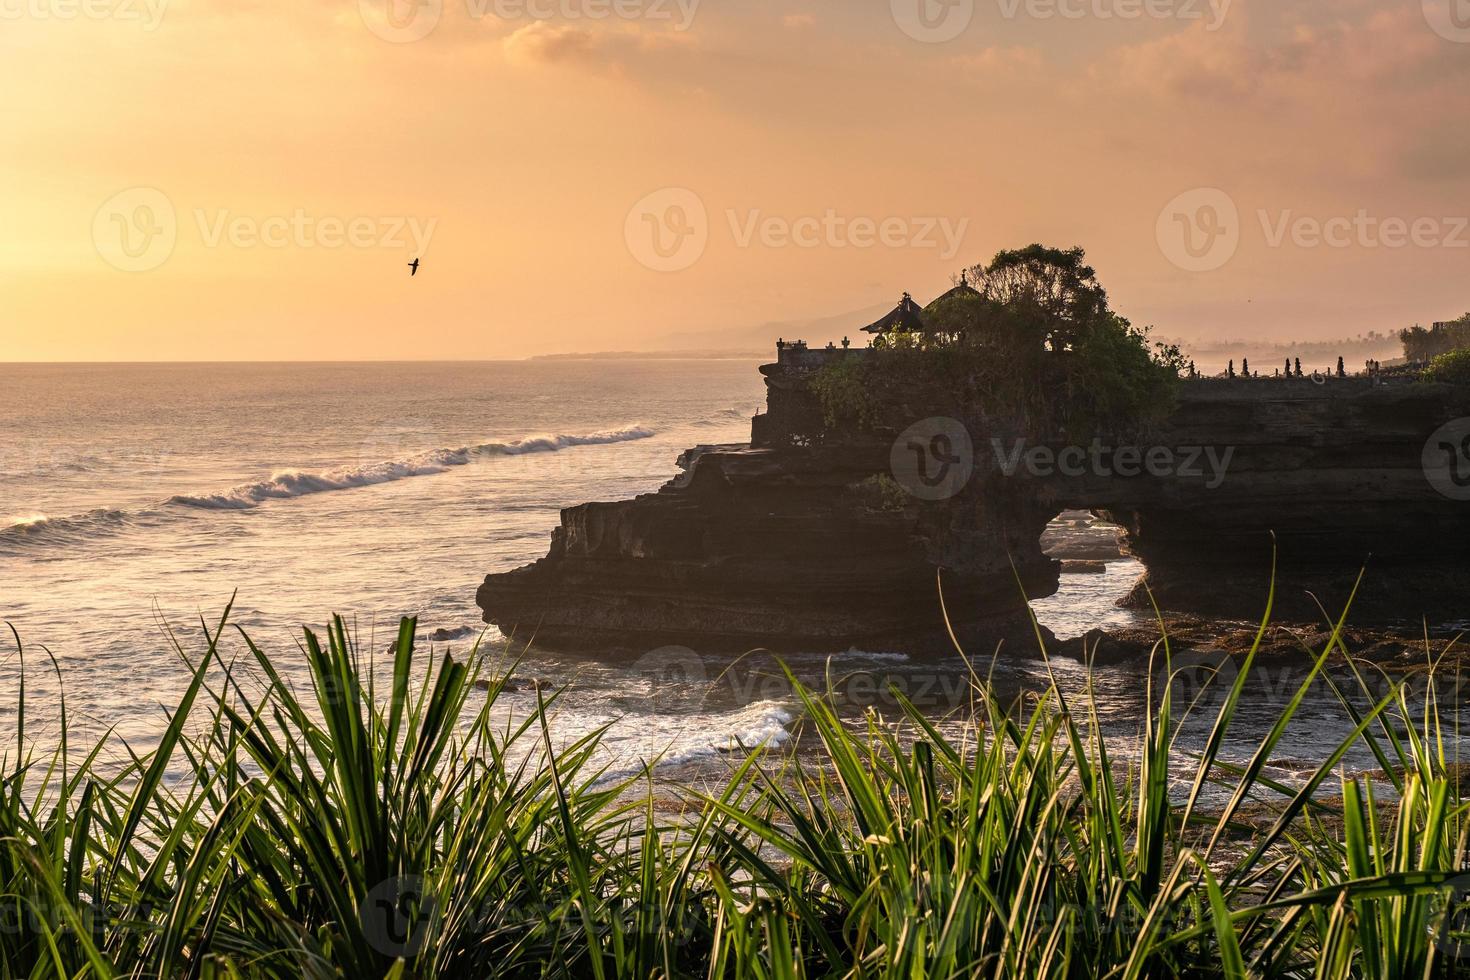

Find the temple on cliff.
[{"left": 861, "top": 274, "right": 984, "bottom": 339}]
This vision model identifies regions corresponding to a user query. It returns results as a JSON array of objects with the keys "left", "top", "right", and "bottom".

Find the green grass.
[{"left": 2, "top": 587, "right": 1468, "bottom": 978}]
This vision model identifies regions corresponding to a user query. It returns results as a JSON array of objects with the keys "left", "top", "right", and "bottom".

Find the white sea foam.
[
  {"left": 629, "top": 700, "right": 795, "bottom": 773},
  {"left": 168, "top": 424, "right": 656, "bottom": 511}
]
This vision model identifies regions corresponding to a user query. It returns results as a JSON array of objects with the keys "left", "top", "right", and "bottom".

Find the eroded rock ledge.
[{"left": 477, "top": 443, "right": 1058, "bottom": 653}]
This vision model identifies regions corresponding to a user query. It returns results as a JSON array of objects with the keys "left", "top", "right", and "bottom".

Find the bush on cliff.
[
  {"left": 814, "top": 245, "right": 1183, "bottom": 440},
  {"left": 1401, "top": 314, "right": 1470, "bottom": 363},
  {"left": 1423, "top": 347, "right": 1470, "bottom": 385}
]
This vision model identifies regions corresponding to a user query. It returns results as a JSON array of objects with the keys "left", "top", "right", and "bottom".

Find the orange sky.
[{"left": 3, "top": 0, "right": 1469, "bottom": 360}]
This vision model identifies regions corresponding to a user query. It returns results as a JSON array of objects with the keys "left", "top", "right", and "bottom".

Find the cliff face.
[
  {"left": 476, "top": 443, "right": 1058, "bottom": 653},
  {"left": 479, "top": 354, "right": 1470, "bottom": 652},
  {"left": 1089, "top": 381, "right": 1470, "bottom": 619}
]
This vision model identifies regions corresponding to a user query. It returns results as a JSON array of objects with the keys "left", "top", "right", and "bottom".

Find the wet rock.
[
  {"left": 471, "top": 676, "right": 543, "bottom": 693},
  {"left": 1061, "top": 560, "right": 1109, "bottom": 574},
  {"left": 428, "top": 626, "right": 478, "bottom": 642}
]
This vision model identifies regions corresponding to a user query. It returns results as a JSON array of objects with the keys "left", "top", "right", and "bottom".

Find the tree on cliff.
[
  {"left": 817, "top": 245, "right": 1182, "bottom": 441},
  {"left": 1401, "top": 315, "right": 1470, "bottom": 364}
]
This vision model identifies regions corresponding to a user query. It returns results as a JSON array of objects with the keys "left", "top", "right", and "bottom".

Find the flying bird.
[{"left": 408, "top": 258, "right": 420, "bottom": 277}]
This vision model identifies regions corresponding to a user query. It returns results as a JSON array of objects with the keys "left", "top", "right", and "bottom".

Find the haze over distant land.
[{"left": 5, "top": 1, "right": 1469, "bottom": 361}]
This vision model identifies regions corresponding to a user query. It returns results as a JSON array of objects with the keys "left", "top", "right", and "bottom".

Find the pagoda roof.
[{"left": 861, "top": 293, "right": 927, "bottom": 334}]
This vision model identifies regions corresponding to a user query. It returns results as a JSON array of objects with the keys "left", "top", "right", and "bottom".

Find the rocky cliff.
[
  {"left": 479, "top": 353, "right": 1470, "bottom": 652},
  {"left": 476, "top": 442, "right": 1058, "bottom": 653}
]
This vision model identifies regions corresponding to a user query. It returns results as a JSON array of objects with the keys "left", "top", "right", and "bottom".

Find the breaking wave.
[
  {"left": 168, "top": 425, "right": 656, "bottom": 511},
  {"left": 614, "top": 700, "right": 795, "bottom": 778},
  {"left": 0, "top": 509, "right": 133, "bottom": 548},
  {"left": 694, "top": 405, "right": 758, "bottom": 428},
  {"left": 477, "top": 426, "right": 656, "bottom": 456},
  {"left": 5, "top": 425, "right": 659, "bottom": 549}
]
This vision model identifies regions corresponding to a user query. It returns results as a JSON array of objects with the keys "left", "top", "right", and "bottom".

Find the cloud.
[
  {"left": 503, "top": 22, "right": 599, "bottom": 65},
  {"left": 952, "top": 46, "right": 1043, "bottom": 76},
  {"left": 1097, "top": 3, "right": 1467, "bottom": 98},
  {"left": 782, "top": 13, "right": 815, "bottom": 29},
  {"left": 1081, "top": 0, "right": 1470, "bottom": 183},
  {"left": 501, "top": 20, "right": 695, "bottom": 72}
]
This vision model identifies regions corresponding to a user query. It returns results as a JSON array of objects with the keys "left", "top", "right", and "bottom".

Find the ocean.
[{"left": 0, "top": 361, "right": 1447, "bottom": 795}]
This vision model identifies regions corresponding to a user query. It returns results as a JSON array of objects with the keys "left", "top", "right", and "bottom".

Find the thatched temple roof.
[
  {"left": 861, "top": 293, "right": 928, "bottom": 334},
  {"left": 924, "top": 271, "right": 981, "bottom": 311}
]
